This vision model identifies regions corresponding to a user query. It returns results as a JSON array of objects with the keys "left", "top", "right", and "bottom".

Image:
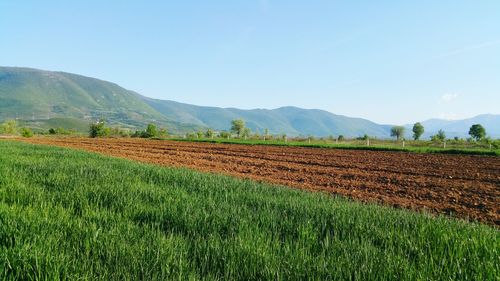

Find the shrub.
[
  {"left": 186, "top": 132, "right": 197, "bottom": 139},
  {"left": 205, "top": 129, "right": 214, "bottom": 138},
  {"left": 109, "top": 127, "right": 130, "bottom": 137},
  {"left": 242, "top": 128, "right": 251, "bottom": 139},
  {"left": 54, "top": 127, "right": 73, "bottom": 135},
  {"left": 145, "top": 123, "right": 158, "bottom": 138},
  {"left": 158, "top": 128, "right": 168, "bottom": 138},
  {"left": 219, "top": 131, "right": 231, "bottom": 139},
  {"left": 131, "top": 124, "right": 167, "bottom": 138},
  {"left": 0, "top": 119, "right": 18, "bottom": 135},
  {"left": 20, "top": 127, "right": 34, "bottom": 137},
  {"left": 89, "top": 119, "right": 109, "bottom": 138},
  {"left": 431, "top": 129, "right": 446, "bottom": 142},
  {"left": 357, "top": 134, "right": 369, "bottom": 141}
]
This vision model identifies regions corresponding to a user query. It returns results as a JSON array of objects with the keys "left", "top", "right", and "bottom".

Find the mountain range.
[
  {"left": 406, "top": 115, "right": 500, "bottom": 139},
  {"left": 1, "top": 66, "right": 499, "bottom": 138}
]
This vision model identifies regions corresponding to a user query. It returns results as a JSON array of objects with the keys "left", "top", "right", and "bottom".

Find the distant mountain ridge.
[
  {"left": 1, "top": 66, "right": 498, "bottom": 138},
  {"left": 142, "top": 97, "right": 392, "bottom": 137},
  {"left": 0, "top": 66, "right": 392, "bottom": 137},
  {"left": 409, "top": 114, "right": 500, "bottom": 138}
]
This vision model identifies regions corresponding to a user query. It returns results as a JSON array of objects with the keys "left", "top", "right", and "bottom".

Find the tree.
[
  {"left": 158, "top": 128, "right": 168, "bottom": 138},
  {"left": 0, "top": 119, "right": 18, "bottom": 135},
  {"left": 432, "top": 129, "right": 446, "bottom": 142},
  {"left": 185, "top": 132, "right": 197, "bottom": 139},
  {"left": 205, "top": 128, "right": 214, "bottom": 138},
  {"left": 242, "top": 128, "right": 251, "bottom": 139},
  {"left": 219, "top": 131, "right": 230, "bottom": 139},
  {"left": 390, "top": 126, "right": 405, "bottom": 140},
  {"left": 56, "top": 127, "right": 69, "bottom": 135},
  {"left": 412, "top": 122, "right": 424, "bottom": 140},
  {"left": 469, "top": 124, "right": 486, "bottom": 141},
  {"left": 264, "top": 128, "right": 269, "bottom": 140},
  {"left": 20, "top": 127, "right": 33, "bottom": 138},
  {"left": 437, "top": 129, "right": 446, "bottom": 141},
  {"left": 48, "top": 128, "right": 57, "bottom": 135},
  {"left": 89, "top": 119, "right": 108, "bottom": 138},
  {"left": 109, "top": 127, "right": 130, "bottom": 137},
  {"left": 145, "top": 123, "right": 158, "bottom": 138},
  {"left": 230, "top": 119, "right": 245, "bottom": 137}
]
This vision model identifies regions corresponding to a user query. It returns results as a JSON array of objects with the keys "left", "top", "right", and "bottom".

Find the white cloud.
[{"left": 441, "top": 93, "right": 458, "bottom": 103}]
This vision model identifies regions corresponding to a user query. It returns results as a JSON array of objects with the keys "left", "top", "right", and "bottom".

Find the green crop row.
[{"left": 0, "top": 141, "right": 498, "bottom": 280}]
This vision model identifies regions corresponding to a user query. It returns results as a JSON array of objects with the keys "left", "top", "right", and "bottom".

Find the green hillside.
[
  {"left": 0, "top": 67, "right": 201, "bottom": 133},
  {"left": 144, "top": 98, "right": 392, "bottom": 137},
  {"left": 1, "top": 66, "right": 392, "bottom": 137},
  {"left": 0, "top": 67, "right": 158, "bottom": 122}
]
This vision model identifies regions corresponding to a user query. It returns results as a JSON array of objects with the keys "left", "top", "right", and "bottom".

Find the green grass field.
[
  {"left": 172, "top": 137, "right": 500, "bottom": 156},
  {"left": 0, "top": 141, "right": 498, "bottom": 280}
]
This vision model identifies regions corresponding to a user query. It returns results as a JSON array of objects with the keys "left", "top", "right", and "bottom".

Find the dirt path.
[{"left": 18, "top": 137, "right": 500, "bottom": 225}]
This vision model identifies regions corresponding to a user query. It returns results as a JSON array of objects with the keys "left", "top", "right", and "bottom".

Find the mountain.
[
  {"left": 143, "top": 98, "right": 392, "bottom": 137},
  {"left": 0, "top": 67, "right": 199, "bottom": 133},
  {"left": 0, "top": 66, "right": 393, "bottom": 137},
  {"left": 2, "top": 66, "right": 497, "bottom": 138},
  {"left": 411, "top": 115, "right": 500, "bottom": 138}
]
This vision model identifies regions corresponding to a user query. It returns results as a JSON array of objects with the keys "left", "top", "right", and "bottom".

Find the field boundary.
[{"left": 169, "top": 138, "right": 500, "bottom": 156}]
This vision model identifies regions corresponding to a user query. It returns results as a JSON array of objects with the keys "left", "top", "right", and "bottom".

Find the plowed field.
[{"left": 19, "top": 137, "right": 500, "bottom": 225}]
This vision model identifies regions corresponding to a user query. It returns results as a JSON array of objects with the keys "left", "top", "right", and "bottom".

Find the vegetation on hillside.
[{"left": 2, "top": 67, "right": 500, "bottom": 138}]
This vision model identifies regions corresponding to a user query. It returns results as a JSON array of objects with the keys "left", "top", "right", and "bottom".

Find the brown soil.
[{"left": 19, "top": 137, "right": 500, "bottom": 225}]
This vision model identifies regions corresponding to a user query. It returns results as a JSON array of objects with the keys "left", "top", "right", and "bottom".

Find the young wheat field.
[{"left": 0, "top": 141, "right": 498, "bottom": 280}]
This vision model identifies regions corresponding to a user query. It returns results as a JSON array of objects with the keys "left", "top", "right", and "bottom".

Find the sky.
[{"left": 1, "top": 0, "right": 499, "bottom": 124}]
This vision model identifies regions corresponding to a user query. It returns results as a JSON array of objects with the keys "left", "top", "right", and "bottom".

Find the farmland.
[
  {"left": 19, "top": 137, "right": 500, "bottom": 225},
  {"left": 174, "top": 137, "right": 500, "bottom": 156},
  {"left": 1, "top": 140, "right": 499, "bottom": 280}
]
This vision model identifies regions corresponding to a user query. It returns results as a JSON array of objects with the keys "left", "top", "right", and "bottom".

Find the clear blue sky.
[{"left": 1, "top": 1, "right": 499, "bottom": 124}]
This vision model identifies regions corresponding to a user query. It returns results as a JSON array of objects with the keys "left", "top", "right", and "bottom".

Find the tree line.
[
  {"left": 0, "top": 118, "right": 493, "bottom": 144},
  {"left": 89, "top": 120, "right": 167, "bottom": 138},
  {"left": 390, "top": 123, "right": 487, "bottom": 142}
]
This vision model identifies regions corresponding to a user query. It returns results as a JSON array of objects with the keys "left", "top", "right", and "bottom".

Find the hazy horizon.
[{"left": 1, "top": 1, "right": 499, "bottom": 124}]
